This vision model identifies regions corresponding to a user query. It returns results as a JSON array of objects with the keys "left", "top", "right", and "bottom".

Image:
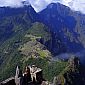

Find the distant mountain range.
[
  {"left": 0, "top": 3, "right": 85, "bottom": 54},
  {"left": 0, "top": 2, "right": 85, "bottom": 81}
]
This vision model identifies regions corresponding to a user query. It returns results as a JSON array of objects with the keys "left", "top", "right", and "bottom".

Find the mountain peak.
[{"left": 22, "top": 1, "right": 30, "bottom": 6}]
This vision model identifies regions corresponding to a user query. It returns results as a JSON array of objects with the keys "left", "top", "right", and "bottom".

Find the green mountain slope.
[
  {"left": 0, "top": 15, "right": 67, "bottom": 82},
  {"left": 53, "top": 57, "right": 85, "bottom": 85}
]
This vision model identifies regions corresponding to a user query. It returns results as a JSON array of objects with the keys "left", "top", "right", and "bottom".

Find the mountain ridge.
[
  {"left": 0, "top": 2, "right": 85, "bottom": 55},
  {"left": 0, "top": 2, "right": 85, "bottom": 82}
]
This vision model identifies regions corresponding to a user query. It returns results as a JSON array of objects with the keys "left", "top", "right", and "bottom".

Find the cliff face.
[
  {"left": 53, "top": 57, "right": 85, "bottom": 85},
  {"left": 38, "top": 3, "right": 85, "bottom": 53},
  {"left": 0, "top": 3, "right": 85, "bottom": 55}
]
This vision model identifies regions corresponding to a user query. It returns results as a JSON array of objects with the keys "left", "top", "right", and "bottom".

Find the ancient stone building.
[
  {"left": 29, "top": 65, "right": 43, "bottom": 83},
  {"left": 0, "top": 77, "right": 15, "bottom": 85},
  {"left": 1, "top": 65, "right": 43, "bottom": 85}
]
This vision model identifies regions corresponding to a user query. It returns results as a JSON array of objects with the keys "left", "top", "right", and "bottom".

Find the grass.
[{"left": 23, "top": 58, "right": 68, "bottom": 82}]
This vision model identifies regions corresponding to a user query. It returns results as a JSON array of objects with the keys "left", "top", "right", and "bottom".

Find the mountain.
[
  {"left": 1, "top": 57, "right": 85, "bottom": 85},
  {"left": 0, "top": 9, "right": 67, "bottom": 81},
  {"left": 38, "top": 3, "right": 85, "bottom": 54},
  {"left": 53, "top": 57, "right": 85, "bottom": 85},
  {"left": 0, "top": 3, "right": 85, "bottom": 55},
  {"left": 0, "top": 2, "right": 85, "bottom": 82}
]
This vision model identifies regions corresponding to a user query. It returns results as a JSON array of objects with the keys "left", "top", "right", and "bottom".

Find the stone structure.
[
  {"left": 22, "top": 65, "right": 43, "bottom": 84},
  {"left": 1, "top": 65, "right": 44, "bottom": 85},
  {"left": 68, "top": 56, "right": 80, "bottom": 72},
  {"left": 15, "top": 66, "right": 21, "bottom": 85},
  {"left": 29, "top": 65, "right": 43, "bottom": 83},
  {"left": 1, "top": 77, "right": 15, "bottom": 85}
]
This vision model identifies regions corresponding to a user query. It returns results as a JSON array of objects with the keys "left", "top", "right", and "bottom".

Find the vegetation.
[
  {"left": 0, "top": 14, "right": 68, "bottom": 82},
  {"left": 27, "top": 22, "right": 51, "bottom": 42},
  {"left": 21, "top": 58, "right": 67, "bottom": 82},
  {"left": 1, "top": 4, "right": 84, "bottom": 83},
  {"left": 53, "top": 57, "right": 85, "bottom": 85}
]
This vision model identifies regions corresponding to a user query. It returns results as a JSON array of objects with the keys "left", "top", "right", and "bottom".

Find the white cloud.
[
  {"left": 28, "top": 0, "right": 85, "bottom": 14},
  {"left": 0, "top": 0, "right": 25, "bottom": 7},
  {"left": 28, "top": 0, "right": 53, "bottom": 12},
  {"left": 0, "top": 0, "right": 85, "bottom": 14},
  {"left": 61, "top": 0, "right": 85, "bottom": 13}
]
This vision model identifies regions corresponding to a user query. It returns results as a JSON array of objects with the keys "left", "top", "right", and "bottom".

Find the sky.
[{"left": 0, "top": 0, "right": 85, "bottom": 14}]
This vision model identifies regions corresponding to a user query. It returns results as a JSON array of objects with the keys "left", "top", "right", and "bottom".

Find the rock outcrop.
[
  {"left": 53, "top": 57, "right": 85, "bottom": 85},
  {"left": 0, "top": 77, "right": 15, "bottom": 85},
  {"left": 1, "top": 65, "right": 47, "bottom": 85},
  {"left": 1, "top": 57, "right": 85, "bottom": 85}
]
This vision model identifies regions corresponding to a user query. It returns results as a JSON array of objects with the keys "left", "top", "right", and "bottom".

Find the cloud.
[
  {"left": 28, "top": 0, "right": 85, "bottom": 14},
  {"left": 0, "top": 0, "right": 24, "bottom": 7},
  {"left": 61, "top": 0, "right": 85, "bottom": 13},
  {"left": 0, "top": 0, "right": 85, "bottom": 14},
  {"left": 28, "top": 0, "right": 53, "bottom": 12}
]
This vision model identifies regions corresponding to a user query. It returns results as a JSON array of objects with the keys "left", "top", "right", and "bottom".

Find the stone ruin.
[
  {"left": 0, "top": 65, "right": 46, "bottom": 85},
  {"left": 0, "top": 77, "right": 15, "bottom": 85}
]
